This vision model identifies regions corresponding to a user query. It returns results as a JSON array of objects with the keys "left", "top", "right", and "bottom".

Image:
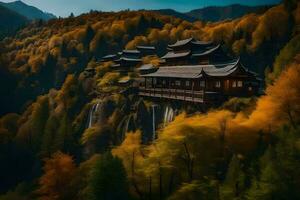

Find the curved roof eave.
[
  {"left": 203, "top": 58, "right": 241, "bottom": 77},
  {"left": 191, "top": 44, "right": 221, "bottom": 57},
  {"left": 168, "top": 38, "right": 193, "bottom": 48}
]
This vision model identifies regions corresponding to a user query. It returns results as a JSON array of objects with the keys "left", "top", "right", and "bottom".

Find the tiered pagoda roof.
[
  {"left": 162, "top": 37, "right": 225, "bottom": 63},
  {"left": 191, "top": 44, "right": 221, "bottom": 57},
  {"left": 139, "top": 38, "right": 261, "bottom": 103},
  {"left": 101, "top": 45, "right": 156, "bottom": 64},
  {"left": 167, "top": 38, "right": 212, "bottom": 48},
  {"left": 161, "top": 51, "right": 191, "bottom": 59},
  {"left": 142, "top": 59, "right": 257, "bottom": 79},
  {"left": 137, "top": 45, "right": 156, "bottom": 50}
]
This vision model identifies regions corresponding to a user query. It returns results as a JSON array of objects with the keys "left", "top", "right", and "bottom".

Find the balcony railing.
[{"left": 139, "top": 87, "right": 205, "bottom": 103}]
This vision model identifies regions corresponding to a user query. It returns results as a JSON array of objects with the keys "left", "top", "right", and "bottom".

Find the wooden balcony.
[{"left": 139, "top": 87, "right": 205, "bottom": 103}]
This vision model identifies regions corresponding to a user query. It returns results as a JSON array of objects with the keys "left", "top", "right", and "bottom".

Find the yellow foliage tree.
[
  {"left": 112, "top": 131, "right": 146, "bottom": 198},
  {"left": 250, "top": 5, "right": 289, "bottom": 51}
]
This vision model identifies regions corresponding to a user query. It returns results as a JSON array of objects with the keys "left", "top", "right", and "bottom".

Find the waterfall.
[
  {"left": 163, "top": 106, "right": 174, "bottom": 127},
  {"left": 124, "top": 115, "right": 131, "bottom": 137},
  {"left": 87, "top": 101, "right": 101, "bottom": 128},
  {"left": 87, "top": 104, "right": 95, "bottom": 128},
  {"left": 163, "top": 106, "right": 169, "bottom": 127}
]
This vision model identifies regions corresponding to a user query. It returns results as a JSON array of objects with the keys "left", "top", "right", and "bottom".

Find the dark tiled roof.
[
  {"left": 102, "top": 54, "right": 117, "bottom": 59},
  {"left": 192, "top": 45, "right": 221, "bottom": 57},
  {"left": 191, "top": 40, "right": 213, "bottom": 46},
  {"left": 111, "top": 63, "right": 121, "bottom": 68},
  {"left": 162, "top": 43, "right": 219, "bottom": 60},
  {"left": 161, "top": 51, "right": 191, "bottom": 59},
  {"left": 138, "top": 64, "right": 155, "bottom": 70},
  {"left": 141, "top": 59, "right": 243, "bottom": 78},
  {"left": 116, "top": 57, "right": 142, "bottom": 62},
  {"left": 168, "top": 38, "right": 193, "bottom": 48},
  {"left": 136, "top": 46, "right": 155, "bottom": 50},
  {"left": 123, "top": 49, "right": 140, "bottom": 54},
  {"left": 168, "top": 38, "right": 213, "bottom": 48}
]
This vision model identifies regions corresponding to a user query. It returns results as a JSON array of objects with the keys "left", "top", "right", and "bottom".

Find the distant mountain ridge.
[
  {"left": 0, "top": 4, "right": 28, "bottom": 39},
  {"left": 155, "top": 4, "right": 274, "bottom": 22},
  {"left": 186, "top": 4, "right": 273, "bottom": 22},
  {"left": 0, "top": 0, "right": 56, "bottom": 20},
  {"left": 152, "top": 9, "right": 198, "bottom": 22}
]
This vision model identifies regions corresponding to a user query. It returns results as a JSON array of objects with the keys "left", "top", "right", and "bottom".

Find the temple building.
[
  {"left": 104, "top": 50, "right": 141, "bottom": 73},
  {"left": 139, "top": 38, "right": 261, "bottom": 104},
  {"left": 138, "top": 64, "right": 157, "bottom": 75},
  {"left": 136, "top": 45, "right": 156, "bottom": 57},
  {"left": 101, "top": 46, "right": 156, "bottom": 74},
  {"left": 162, "top": 38, "right": 230, "bottom": 66},
  {"left": 101, "top": 54, "right": 118, "bottom": 62}
]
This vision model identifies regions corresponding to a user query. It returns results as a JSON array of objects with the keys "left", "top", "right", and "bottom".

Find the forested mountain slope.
[
  {"left": 0, "top": 3, "right": 296, "bottom": 115},
  {"left": 0, "top": 4, "right": 28, "bottom": 39},
  {"left": 0, "top": 0, "right": 299, "bottom": 199},
  {"left": 0, "top": 0, "right": 56, "bottom": 20}
]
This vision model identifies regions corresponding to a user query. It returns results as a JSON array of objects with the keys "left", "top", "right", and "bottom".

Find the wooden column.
[
  {"left": 184, "top": 81, "right": 186, "bottom": 101},
  {"left": 144, "top": 78, "right": 146, "bottom": 94},
  {"left": 152, "top": 78, "right": 155, "bottom": 97},
  {"left": 203, "top": 79, "right": 206, "bottom": 103},
  {"left": 161, "top": 78, "right": 163, "bottom": 98},
  {"left": 169, "top": 78, "right": 171, "bottom": 98},
  {"left": 192, "top": 80, "right": 194, "bottom": 102},
  {"left": 151, "top": 77, "right": 153, "bottom": 97}
]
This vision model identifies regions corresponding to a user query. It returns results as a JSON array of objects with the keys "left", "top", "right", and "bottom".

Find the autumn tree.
[
  {"left": 37, "top": 152, "right": 76, "bottom": 200},
  {"left": 16, "top": 96, "right": 49, "bottom": 153},
  {"left": 84, "top": 25, "right": 95, "bottom": 50},
  {"left": 112, "top": 131, "right": 145, "bottom": 199},
  {"left": 266, "top": 61, "right": 300, "bottom": 128},
  {"left": 267, "top": 35, "right": 300, "bottom": 82}
]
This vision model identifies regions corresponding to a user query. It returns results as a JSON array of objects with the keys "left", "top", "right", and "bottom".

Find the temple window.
[
  {"left": 232, "top": 81, "right": 237, "bottom": 88},
  {"left": 215, "top": 81, "right": 221, "bottom": 88},
  {"left": 175, "top": 80, "right": 181, "bottom": 86},
  {"left": 237, "top": 81, "right": 243, "bottom": 87},
  {"left": 200, "top": 80, "right": 205, "bottom": 87},
  {"left": 153, "top": 78, "right": 157, "bottom": 85},
  {"left": 185, "top": 81, "right": 190, "bottom": 87},
  {"left": 146, "top": 78, "right": 152, "bottom": 87}
]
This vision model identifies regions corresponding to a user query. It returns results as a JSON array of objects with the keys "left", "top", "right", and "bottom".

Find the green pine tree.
[
  {"left": 88, "top": 152, "right": 130, "bottom": 200},
  {"left": 245, "top": 147, "right": 283, "bottom": 200},
  {"left": 221, "top": 155, "right": 246, "bottom": 200}
]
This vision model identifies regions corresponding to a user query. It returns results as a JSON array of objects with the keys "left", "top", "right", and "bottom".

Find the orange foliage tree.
[{"left": 37, "top": 152, "right": 76, "bottom": 200}]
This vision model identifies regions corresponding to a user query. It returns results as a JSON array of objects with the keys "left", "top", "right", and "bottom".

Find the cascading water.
[
  {"left": 87, "top": 101, "right": 101, "bottom": 128},
  {"left": 125, "top": 117, "right": 131, "bottom": 134},
  {"left": 163, "top": 106, "right": 175, "bottom": 127}
]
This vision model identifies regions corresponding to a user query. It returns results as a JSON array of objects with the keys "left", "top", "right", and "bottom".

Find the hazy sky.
[{"left": 2, "top": 0, "right": 281, "bottom": 17}]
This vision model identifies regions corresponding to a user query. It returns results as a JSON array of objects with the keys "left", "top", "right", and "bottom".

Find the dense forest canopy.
[
  {"left": 0, "top": 0, "right": 300, "bottom": 199},
  {"left": 0, "top": 2, "right": 297, "bottom": 114}
]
